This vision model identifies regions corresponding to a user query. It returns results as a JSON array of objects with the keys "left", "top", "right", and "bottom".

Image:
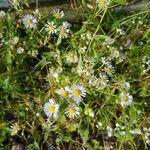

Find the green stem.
[{"left": 88, "top": 7, "right": 108, "bottom": 51}]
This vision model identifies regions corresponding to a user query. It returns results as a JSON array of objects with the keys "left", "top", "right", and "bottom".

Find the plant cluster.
[{"left": 0, "top": 0, "right": 150, "bottom": 149}]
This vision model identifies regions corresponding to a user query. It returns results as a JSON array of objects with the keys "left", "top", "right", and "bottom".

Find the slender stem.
[{"left": 88, "top": 7, "right": 108, "bottom": 50}]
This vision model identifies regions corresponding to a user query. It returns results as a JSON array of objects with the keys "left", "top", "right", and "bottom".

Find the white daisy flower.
[
  {"left": 69, "top": 85, "right": 86, "bottom": 103},
  {"left": 104, "top": 64, "right": 114, "bottom": 76},
  {"left": 44, "top": 98, "right": 59, "bottom": 118},
  {"left": 22, "top": 14, "right": 37, "bottom": 29},
  {"left": 55, "top": 86, "right": 70, "bottom": 98},
  {"left": 17, "top": 47, "right": 24, "bottom": 54},
  {"left": 65, "top": 106, "right": 80, "bottom": 119},
  {"left": 52, "top": 9, "right": 64, "bottom": 19},
  {"left": 122, "top": 81, "right": 130, "bottom": 90},
  {"left": 45, "top": 21, "right": 57, "bottom": 35},
  {"left": 96, "top": 0, "right": 110, "bottom": 8},
  {"left": 120, "top": 92, "right": 133, "bottom": 107},
  {"left": 57, "top": 24, "right": 70, "bottom": 39}
]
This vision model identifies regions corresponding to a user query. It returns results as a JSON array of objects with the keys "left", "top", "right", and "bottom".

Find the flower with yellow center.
[
  {"left": 105, "top": 67, "right": 111, "bottom": 73},
  {"left": 123, "top": 96, "right": 128, "bottom": 101},
  {"left": 23, "top": 14, "right": 37, "bottom": 28},
  {"left": 63, "top": 90, "right": 69, "bottom": 97},
  {"left": 104, "top": 64, "right": 114, "bottom": 76},
  {"left": 56, "top": 86, "right": 70, "bottom": 98},
  {"left": 96, "top": 0, "right": 110, "bottom": 8},
  {"left": 73, "top": 89, "right": 81, "bottom": 96},
  {"left": 57, "top": 23, "right": 70, "bottom": 39},
  {"left": 52, "top": 9, "right": 64, "bottom": 19},
  {"left": 44, "top": 98, "right": 59, "bottom": 118},
  {"left": 45, "top": 21, "right": 57, "bottom": 35},
  {"left": 120, "top": 92, "right": 133, "bottom": 106},
  {"left": 69, "top": 84, "right": 86, "bottom": 103},
  {"left": 48, "top": 105, "right": 56, "bottom": 113},
  {"left": 65, "top": 106, "right": 80, "bottom": 118},
  {"left": 60, "top": 27, "right": 65, "bottom": 35},
  {"left": 26, "top": 18, "right": 32, "bottom": 25}
]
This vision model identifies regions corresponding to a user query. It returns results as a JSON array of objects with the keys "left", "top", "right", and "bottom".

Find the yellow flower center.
[
  {"left": 26, "top": 18, "right": 32, "bottom": 25},
  {"left": 105, "top": 67, "right": 111, "bottom": 73},
  {"left": 123, "top": 96, "right": 129, "bottom": 101},
  {"left": 48, "top": 105, "right": 56, "bottom": 113},
  {"left": 60, "top": 27, "right": 65, "bottom": 35},
  {"left": 55, "top": 12, "right": 61, "bottom": 19},
  {"left": 63, "top": 90, "right": 69, "bottom": 97},
  {"left": 48, "top": 24, "right": 54, "bottom": 31},
  {"left": 73, "top": 89, "right": 81, "bottom": 96},
  {"left": 68, "top": 108, "right": 76, "bottom": 114}
]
